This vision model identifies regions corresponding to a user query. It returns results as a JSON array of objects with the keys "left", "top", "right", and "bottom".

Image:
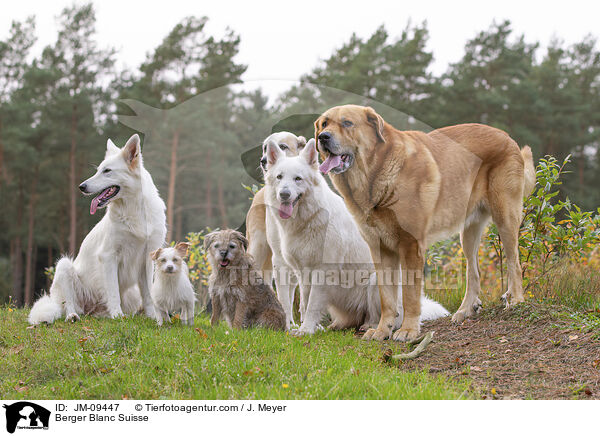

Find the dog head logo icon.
[{"left": 3, "top": 402, "right": 50, "bottom": 433}]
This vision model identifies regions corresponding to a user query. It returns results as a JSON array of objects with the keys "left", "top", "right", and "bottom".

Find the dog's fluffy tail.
[
  {"left": 28, "top": 294, "right": 62, "bottom": 325},
  {"left": 28, "top": 256, "right": 78, "bottom": 325},
  {"left": 420, "top": 295, "right": 449, "bottom": 321},
  {"left": 521, "top": 146, "right": 536, "bottom": 198}
]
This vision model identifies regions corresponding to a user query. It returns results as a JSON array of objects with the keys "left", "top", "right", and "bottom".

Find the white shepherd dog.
[
  {"left": 28, "top": 134, "right": 166, "bottom": 324},
  {"left": 264, "top": 138, "right": 448, "bottom": 335}
]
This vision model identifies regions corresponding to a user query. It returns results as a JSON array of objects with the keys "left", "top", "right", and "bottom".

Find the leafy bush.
[{"left": 183, "top": 231, "right": 212, "bottom": 309}]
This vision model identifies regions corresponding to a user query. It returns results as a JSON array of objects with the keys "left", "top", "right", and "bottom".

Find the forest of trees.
[{"left": 1, "top": 4, "right": 599, "bottom": 305}]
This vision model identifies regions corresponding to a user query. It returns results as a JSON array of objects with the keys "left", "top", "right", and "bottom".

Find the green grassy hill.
[{"left": 0, "top": 308, "right": 470, "bottom": 400}]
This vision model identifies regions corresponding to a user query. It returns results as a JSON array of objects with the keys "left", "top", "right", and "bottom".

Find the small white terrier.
[{"left": 150, "top": 243, "right": 196, "bottom": 326}]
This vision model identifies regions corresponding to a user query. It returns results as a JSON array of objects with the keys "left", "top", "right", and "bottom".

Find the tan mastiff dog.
[{"left": 315, "top": 105, "right": 535, "bottom": 341}]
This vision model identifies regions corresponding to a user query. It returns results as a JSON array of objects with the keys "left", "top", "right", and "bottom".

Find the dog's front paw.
[
  {"left": 392, "top": 327, "right": 420, "bottom": 342},
  {"left": 361, "top": 327, "right": 390, "bottom": 341},
  {"left": 65, "top": 312, "right": 80, "bottom": 323},
  {"left": 502, "top": 291, "right": 525, "bottom": 308},
  {"left": 290, "top": 328, "right": 306, "bottom": 337},
  {"left": 290, "top": 325, "right": 316, "bottom": 337},
  {"left": 328, "top": 320, "right": 344, "bottom": 330},
  {"left": 451, "top": 309, "right": 469, "bottom": 325},
  {"left": 143, "top": 305, "right": 159, "bottom": 320},
  {"left": 109, "top": 309, "right": 125, "bottom": 319},
  {"left": 452, "top": 299, "right": 483, "bottom": 324}
]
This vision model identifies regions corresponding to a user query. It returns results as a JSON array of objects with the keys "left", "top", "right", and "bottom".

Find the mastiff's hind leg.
[{"left": 452, "top": 214, "right": 489, "bottom": 324}]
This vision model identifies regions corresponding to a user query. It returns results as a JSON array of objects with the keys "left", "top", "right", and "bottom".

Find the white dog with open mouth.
[
  {"left": 264, "top": 138, "right": 448, "bottom": 335},
  {"left": 28, "top": 134, "right": 166, "bottom": 324}
]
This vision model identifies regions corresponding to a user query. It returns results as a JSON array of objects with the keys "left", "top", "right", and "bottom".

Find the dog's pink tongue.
[
  {"left": 90, "top": 196, "right": 99, "bottom": 215},
  {"left": 319, "top": 154, "right": 342, "bottom": 174},
  {"left": 279, "top": 202, "right": 294, "bottom": 219}
]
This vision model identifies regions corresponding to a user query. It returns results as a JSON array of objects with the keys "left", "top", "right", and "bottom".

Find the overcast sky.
[{"left": 2, "top": 0, "right": 599, "bottom": 98}]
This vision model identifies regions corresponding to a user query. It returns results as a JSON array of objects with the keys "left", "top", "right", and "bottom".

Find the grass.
[
  {"left": 535, "top": 260, "right": 600, "bottom": 312},
  {"left": 0, "top": 307, "right": 471, "bottom": 400},
  {"left": 3, "top": 257, "right": 597, "bottom": 400},
  {"left": 425, "top": 256, "right": 600, "bottom": 315}
]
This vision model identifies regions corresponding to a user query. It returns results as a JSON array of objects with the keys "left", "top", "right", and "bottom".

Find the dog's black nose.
[
  {"left": 318, "top": 131, "right": 331, "bottom": 143},
  {"left": 166, "top": 265, "right": 174, "bottom": 273},
  {"left": 279, "top": 190, "right": 291, "bottom": 201},
  {"left": 220, "top": 250, "right": 228, "bottom": 258},
  {"left": 78, "top": 183, "right": 87, "bottom": 193}
]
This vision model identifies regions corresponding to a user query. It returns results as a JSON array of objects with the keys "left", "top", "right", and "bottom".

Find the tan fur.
[
  {"left": 245, "top": 133, "right": 306, "bottom": 283},
  {"left": 205, "top": 229, "right": 286, "bottom": 331},
  {"left": 175, "top": 241, "right": 190, "bottom": 257},
  {"left": 315, "top": 105, "right": 536, "bottom": 341}
]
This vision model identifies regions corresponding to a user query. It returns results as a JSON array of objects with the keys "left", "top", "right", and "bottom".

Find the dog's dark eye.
[
  {"left": 342, "top": 120, "right": 353, "bottom": 128},
  {"left": 214, "top": 243, "right": 220, "bottom": 249},
  {"left": 322, "top": 120, "right": 328, "bottom": 128},
  {"left": 103, "top": 168, "right": 111, "bottom": 173},
  {"left": 279, "top": 144, "right": 288, "bottom": 151},
  {"left": 294, "top": 176, "right": 302, "bottom": 182},
  {"left": 276, "top": 174, "right": 283, "bottom": 180},
  {"left": 161, "top": 259, "right": 166, "bottom": 263},
  {"left": 229, "top": 243, "right": 235, "bottom": 249},
  {"left": 172, "top": 258, "right": 178, "bottom": 262}
]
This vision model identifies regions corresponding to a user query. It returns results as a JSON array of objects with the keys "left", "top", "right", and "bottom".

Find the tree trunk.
[
  {"left": 10, "top": 239, "right": 22, "bottom": 306},
  {"left": 68, "top": 108, "right": 78, "bottom": 255},
  {"left": 205, "top": 149, "right": 213, "bottom": 224},
  {"left": 58, "top": 201, "right": 67, "bottom": 254},
  {"left": 24, "top": 167, "right": 39, "bottom": 305},
  {"left": 32, "top": 243, "right": 37, "bottom": 299},
  {"left": 175, "top": 188, "right": 183, "bottom": 242},
  {"left": 75, "top": 153, "right": 86, "bottom": 248},
  {"left": 166, "top": 130, "right": 180, "bottom": 242},
  {"left": 217, "top": 177, "right": 229, "bottom": 228},
  {"left": 46, "top": 245, "right": 53, "bottom": 291},
  {"left": 0, "top": 117, "right": 4, "bottom": 186},
  {"left": 216, "top": 147, "right": 228, "bottom": 227},
  {"left": 10, "top": 187, "right": 24, "bottom": 306}
]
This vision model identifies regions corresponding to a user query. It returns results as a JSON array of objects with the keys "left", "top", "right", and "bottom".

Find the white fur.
[
  {"left": 264, "top": 139, "right": 448, "bottom": 334},
  {"left": 28, "top": 134, "right": 166, "bottom": 325},
  {"left": 150, "top": 247, "right": 196, "bottom": 326},
  {"left": 257, "top": 132, "right": 305, "bottom": 327}
]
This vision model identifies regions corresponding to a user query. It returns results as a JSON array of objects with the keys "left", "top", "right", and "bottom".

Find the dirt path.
[{"left": 380, "top": 304, "right": 600, "bottom": 399}]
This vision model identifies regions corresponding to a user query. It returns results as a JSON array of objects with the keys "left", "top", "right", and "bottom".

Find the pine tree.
[
  {"left": 120, "top": 17, "right": 246, "bottom": 241},
  {"left": 40, "top": 3, "right": 115, "bottom": 255},
  {"left": 0, "top": 17, "right": 36, "bottom": 304}
]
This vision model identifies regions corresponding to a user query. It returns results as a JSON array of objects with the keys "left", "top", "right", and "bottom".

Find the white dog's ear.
[
  {"left": 175, "top": 242, "right": 190, "bottom": 257},
  {"left": 150, "top": 248, "right": 162, "bottom": 261},
  {"left": 266, "top": 140, "right": 284, "bottom": 166},
  {"left": 106, "top": 139, "right": 120, "bottom": 157},
  {"left": 122, "top": 134, "right": 141, "bottom": 169},
  {"left": 301, "top": 138, "right": 318, "bottom": 166},
  {"left": 297, "top": 136, "right": 307, "bottom": 149}
]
